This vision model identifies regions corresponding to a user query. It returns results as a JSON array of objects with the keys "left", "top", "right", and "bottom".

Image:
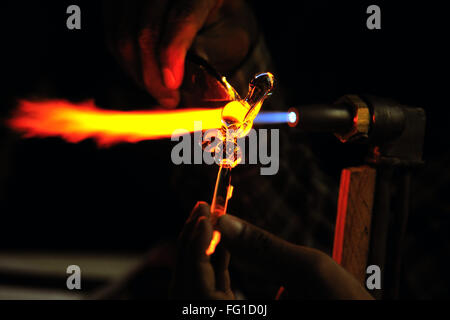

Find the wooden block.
[{"left": 332, "top": 166, "right": 376, "bottom": 284}]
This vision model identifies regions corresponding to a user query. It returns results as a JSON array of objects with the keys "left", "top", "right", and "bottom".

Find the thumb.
[
  {"left": 216, "top": 214, "right": 322, "bottom": 284},
  {"left": 217, "top": 215, "right": 374, "bottom": 299}
]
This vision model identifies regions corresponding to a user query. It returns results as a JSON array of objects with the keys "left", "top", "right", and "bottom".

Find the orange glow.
[
  {"left": 206, "top": 230, "right": 221, "bottom": 256},
  {"left": 8, "top": 100, "right": 223, "bottom": 147},
  {"left": 226, "top": 185, "right": 234, "bottom": 202},
  {"left": 332, "top": 168, "right": 351, "bottom": 264},
  {"left": 275, "top": 286, "right": 285, "bottom": 300}
]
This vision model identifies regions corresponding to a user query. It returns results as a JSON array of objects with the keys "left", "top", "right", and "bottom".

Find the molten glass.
[{"left": 206, "top": 72, "right": 274, "bottom": 256}]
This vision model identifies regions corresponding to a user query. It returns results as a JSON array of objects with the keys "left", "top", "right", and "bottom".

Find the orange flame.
[{"left": 7, "top": 100, "right": 223, "bottom": 147}]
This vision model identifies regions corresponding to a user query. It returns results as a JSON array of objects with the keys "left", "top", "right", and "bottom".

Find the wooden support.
[{"left": 332, "top": 166, "right": 376, "bottom": 284}]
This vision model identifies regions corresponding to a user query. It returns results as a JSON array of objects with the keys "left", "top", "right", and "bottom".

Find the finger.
[
  {"left": 177, "top": 202, "right": 210, "bottom": 270},
  {"left": 216, "top": 214, "right": 322, "bottom": 284},
  {"left": 178, "top": 201, "right": 210, "bottom": 252},
  {"left": 159, "top": 0, "right": 221, "bottom": 90},
  {"left": 171, "top": 203, "right": 211, "bottom": 298},
  {"left": 187, "top": 201, "right": 211, "bottom": 223},
  {"left": 211, "top": 243, "right": 231, "bottom": 293},
  {"left": 191, "top": 216, "right": 213, "bottom": 259},
  {"left": 189, "top": 215, "right": 217, "bottom": 296},
  {"left": 192, "top": 220, "right": 233, "bottom": 299},
  {"left": 137, "top": 0, "right": 180, "bottom": 108}
]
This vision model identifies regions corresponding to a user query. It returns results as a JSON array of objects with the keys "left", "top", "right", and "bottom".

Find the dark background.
[{"left": 1, "top": 1, "right": 449, "bottom": 298}]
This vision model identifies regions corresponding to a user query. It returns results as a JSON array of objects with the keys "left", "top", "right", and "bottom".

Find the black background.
[{"left": 1, "top": 1, "right": 449, "bottom": 298}]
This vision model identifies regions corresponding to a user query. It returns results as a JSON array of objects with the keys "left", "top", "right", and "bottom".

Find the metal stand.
[{"left": 298, "top": 95, "right": 426, "bottom": 299}]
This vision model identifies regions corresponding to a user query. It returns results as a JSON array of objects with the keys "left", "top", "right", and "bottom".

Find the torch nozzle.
[{"left": 295, "top": 103, "right": 354, "bottom": 133}]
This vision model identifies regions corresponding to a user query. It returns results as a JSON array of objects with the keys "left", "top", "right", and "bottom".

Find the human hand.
[
  {"left": 171, "top": 202, "right": 374, "bottom": 299},
  {"left": 103, "top": 0, "right": 258, "bottom": 108},
  {"left": 217, "top": 213, "right": 374, "bottom": 299},
  {"left": 170, "top": 202, "right": 234, "bottom": 299}
]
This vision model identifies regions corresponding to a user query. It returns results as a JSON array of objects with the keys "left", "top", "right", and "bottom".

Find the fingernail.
[
  {"left": 194, "top": 201, "right": 209, "bottom": 212},
  {"left": 163, "top": 67, "right": 177, "bottom": 90},
  {"left": 218, "top": 215, "right": 243, "bottom": 238},
  {"left": 188, "top": 201, "right": 210, "bottom": 222}
]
